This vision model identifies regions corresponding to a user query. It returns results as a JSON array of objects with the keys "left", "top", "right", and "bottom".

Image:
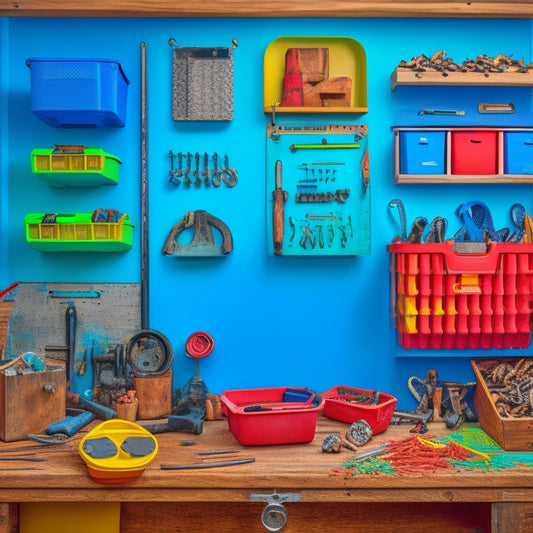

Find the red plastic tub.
[
  {"left": 321, "top": 386, "right": 397, "bottom": 435},
  {"left": 219, "top": 387, "right": 324, "bottom": 445}
]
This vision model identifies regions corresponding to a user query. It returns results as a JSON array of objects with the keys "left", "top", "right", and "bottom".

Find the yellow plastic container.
[{"left": 78, "top": 419, "right": 158, "bottom": 484}]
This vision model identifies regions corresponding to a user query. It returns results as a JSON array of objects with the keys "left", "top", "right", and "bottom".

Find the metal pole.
[{"left": 140, "top": 41, "right": 149, "bottom": 329}]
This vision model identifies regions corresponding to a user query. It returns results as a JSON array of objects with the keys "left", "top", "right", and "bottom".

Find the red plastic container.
[
  {"left": 219, "top": 387, "right": 324, "bottom": 445},
  {"left": 387, "top": 242, "right": 533, "bottom": 350},
  {"left": 451, "top": 130, "right": 498, "bottom": 175},
  {"left": 321, "top": 386, "right": 397, "bottom": 434}
]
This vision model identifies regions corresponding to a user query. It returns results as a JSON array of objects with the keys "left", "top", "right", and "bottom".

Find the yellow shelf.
[{"left": 264, "top": 36, "right": 367, "bottom": 113}]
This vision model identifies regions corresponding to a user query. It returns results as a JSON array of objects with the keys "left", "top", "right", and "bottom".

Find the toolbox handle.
[{"left": 446, "top": 242, "right": 501, "bottom": 273}]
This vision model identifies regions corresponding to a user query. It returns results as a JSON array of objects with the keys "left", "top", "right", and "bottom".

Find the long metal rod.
[{"left": 140, "top": 41, "right": 149, "bottom": 329}]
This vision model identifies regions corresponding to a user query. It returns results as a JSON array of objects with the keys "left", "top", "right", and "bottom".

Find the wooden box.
[
  {"left": 0, "top": 364, "right": 66, "bottom": 441},
  {"left": 471, "top": 358, "right": 533, "bottom": 451}
]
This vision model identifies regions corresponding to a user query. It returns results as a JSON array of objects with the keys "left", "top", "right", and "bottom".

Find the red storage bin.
[
  {"left": 219, "top": 387, "right": 324, "bottom": 445},
  {"left": 387, "top": 242, "right": 533, "bottom": 350},
  {"left": 322, "top": 386, "right": 397, "bottom": 434},
  {"left": 451, "top": 130, "right": 498, "bottom": 175}
]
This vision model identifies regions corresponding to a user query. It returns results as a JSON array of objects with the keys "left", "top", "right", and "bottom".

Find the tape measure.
[{"left": 126, "top": 329, "right": 173, "bottom": 376}]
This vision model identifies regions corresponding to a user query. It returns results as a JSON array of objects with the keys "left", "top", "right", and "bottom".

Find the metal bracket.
[{"left": 250, "top": 492, "right": 301, "bottom": 504}]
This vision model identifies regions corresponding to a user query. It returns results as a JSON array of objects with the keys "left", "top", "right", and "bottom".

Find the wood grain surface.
[
  {"left": 1, "top": 415, "right": 533, "bottom": 502},
  {"left": 1, "top": 0, "right": 533, "bottom": 18},
  {"left": 2, "top": 416, "right": 533, "bottom": 532}
]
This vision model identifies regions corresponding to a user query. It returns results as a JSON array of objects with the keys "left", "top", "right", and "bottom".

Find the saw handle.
[{"left": 273, "top": 189, "right": 288, "bottom": 255}]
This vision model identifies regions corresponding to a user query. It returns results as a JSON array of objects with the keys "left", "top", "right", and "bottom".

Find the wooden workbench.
[{"left": 1, "top": 415, "right": 533, "bottom": 532}]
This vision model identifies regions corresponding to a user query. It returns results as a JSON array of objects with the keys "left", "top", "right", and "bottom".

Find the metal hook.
[{"left": 231, "top": 38, "right": 239, "bottom": 50}]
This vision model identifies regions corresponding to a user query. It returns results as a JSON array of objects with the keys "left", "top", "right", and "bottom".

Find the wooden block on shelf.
[
  {"left": 291, "top": 47, "right": 329, "bottom": 84},
  {"left": 303, "top": 76, "right": 352, "bottom": 107}
]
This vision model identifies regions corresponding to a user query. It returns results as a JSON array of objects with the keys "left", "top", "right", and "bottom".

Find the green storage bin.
[
  {"left": 24, "top": 212, "right": 133, "bottom": 252},
  {"left": 30, "top": 146, "right": 121, "bottom": 187}
]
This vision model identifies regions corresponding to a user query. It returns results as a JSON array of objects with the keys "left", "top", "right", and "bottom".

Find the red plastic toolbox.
[
  {"left": 219, "top": 387, "right": 324, "bottom": 445},
  {"left": 387, "top": 242, "right": 533, "bottom": 350},
  {"left": 322, "top": 386, "right": 397, "bottom": 434},
  {"left": 451, "top": 130, "right": 498, "bottom": 175}
]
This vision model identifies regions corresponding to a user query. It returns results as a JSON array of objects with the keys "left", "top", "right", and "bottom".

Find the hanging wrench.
[
  {"left": 202, "top": 152, "right": 210, "bottom": 187},
  {"left": 193, "top": 152, "right": 202, "bottom": 187},
  {"left": 212, "top": 152, "right": 222, "bottom": 187},
  {"left": 169, "top": 150, "right": 183, "bottom": 185},
  {"left": 183, "top": 152, "right": 192, "bottom": 186},
  {"left": 221, "top": 153, "right": 238, "bottom": 187}
]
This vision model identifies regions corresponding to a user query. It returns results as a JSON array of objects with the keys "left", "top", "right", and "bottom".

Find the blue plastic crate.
[
  {"left": 504, "top": 131, "right": 533, "bottom": 174},
  {"left": 399, "top": 131, "right": 446, "bottom": 174},
  {"left": 25, "top": 58, "right": 130, "bottom": 128}
]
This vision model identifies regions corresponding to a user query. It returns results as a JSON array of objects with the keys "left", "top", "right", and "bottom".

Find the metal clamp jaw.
[{"left": 250, "top": 492, "right": 301, "bottom": 531}]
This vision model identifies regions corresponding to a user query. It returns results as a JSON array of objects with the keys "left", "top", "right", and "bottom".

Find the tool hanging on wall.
[
  {"left": 140, "top": 41, "right": 149, "bottom": 330},
  {"left": 169, "top": 151, "right": 238, "bottom": 187},
  {"left": 272, "top": 160, "right": 288, "bottom": 255},
  {"left": 169, "top": 38, "right": 238, "bottom": 121},
  {"left": 162, "top": 210, "right": 233, "bottom": 257}
]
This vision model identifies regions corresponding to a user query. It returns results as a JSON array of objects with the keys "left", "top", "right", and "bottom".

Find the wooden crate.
[
  {"left": 0, "top": 364, "right": 66, "bottom": 441},
  {"left": 471, "top": 358, "right": 533, "bottom": 451}
]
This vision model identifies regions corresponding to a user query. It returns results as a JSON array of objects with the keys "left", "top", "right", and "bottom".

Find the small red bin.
[
  {"left": 451, "top": 130, "right": 498, "bottom": 175},
  {"left": 321, "top": 386, "right": 397, "bottom": 434},
  {"left": 220, "top": 387, "right": 324, "bottom": 446}
]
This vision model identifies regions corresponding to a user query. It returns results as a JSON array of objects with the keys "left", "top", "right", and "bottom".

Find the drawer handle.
[{"left": 43, "top": 384, "right": 57, "bottom": 394}]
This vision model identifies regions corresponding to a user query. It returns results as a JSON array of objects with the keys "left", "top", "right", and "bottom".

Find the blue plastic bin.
[
  {"left": 399, "top": 131, "right": 446, "bottom": 174},
  {"left": 25, "top": 58, "right": 130, "bottom": 128},
  {"left": 504, "top": 131, "right": 533, "bottom": 174}
]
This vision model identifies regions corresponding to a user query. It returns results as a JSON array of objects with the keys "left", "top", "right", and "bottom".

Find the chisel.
[{"left": 272, "top": 160, "right": 288, "bottom": 255}]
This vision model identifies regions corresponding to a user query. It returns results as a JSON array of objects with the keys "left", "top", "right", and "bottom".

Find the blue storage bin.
[
  {"left": 399, "top": 131, "right": 446, "bottom": 174},
  {"left": 504, "top": 131, "right": 533, "bottom": 174},
  {"left": 25, "top": 58, "right": 130, "bottom": 128}
]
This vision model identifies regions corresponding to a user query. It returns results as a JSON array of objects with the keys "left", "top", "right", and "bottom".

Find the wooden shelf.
[
  {"left": 394, "top": 174, "right": 533, "bottom": 184},
  {"left": 391, "top": 67, "right": 533, "bottom": 91},
  {"left": 2, "top": 0, "right": 533, "bottom": 18},
  {"left": 264, "top": 105, "right": 368, "bottom": 114},
  {"left": 393, "top": 127, "right": 533, "bottom": 184}
]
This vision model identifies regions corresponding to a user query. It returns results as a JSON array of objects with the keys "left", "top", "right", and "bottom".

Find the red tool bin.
[
  {"left": 387, "top": 242, "right": 533, "bottom": 350},
  {"left": 219, "top": 386, "right": 324, "bottom": 445},
  {"left": 451, "top": 130, "right": 498, "bottom": 175},
  {"left": 321, "top": 386, "right": 397, "bottom": 434}
]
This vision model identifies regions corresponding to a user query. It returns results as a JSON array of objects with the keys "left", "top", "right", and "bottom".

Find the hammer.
[{"left": 46, "top": 393, "right": 117, "bottom": 437}]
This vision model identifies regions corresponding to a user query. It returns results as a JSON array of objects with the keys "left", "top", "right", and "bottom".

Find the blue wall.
[{"left": 1, "top": 17, "right": 533, "bottom": 409}]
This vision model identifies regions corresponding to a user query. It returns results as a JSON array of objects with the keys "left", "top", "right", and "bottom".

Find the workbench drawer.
[{"left": 0, "top": 364, "right": 65, "bottom": 441}]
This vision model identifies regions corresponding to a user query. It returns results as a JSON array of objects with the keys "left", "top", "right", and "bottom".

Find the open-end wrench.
[
  {"left": 212, "top": 152, "right": 222, "bottom": 187},
  {"left": 183, "top": 152, "right": 192, "bottom": 186},
  {"left": 169, "top": 150, "right": 183, "bottom": 185},
  {"left": 202, "top": 152, "right": 210, "bottom": 187},
  {"left": 193, "top": 152, "right": 202, "bottom": 187},
  {"left": 221, "top": 153, "right": 238, "bottom": 187}
]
